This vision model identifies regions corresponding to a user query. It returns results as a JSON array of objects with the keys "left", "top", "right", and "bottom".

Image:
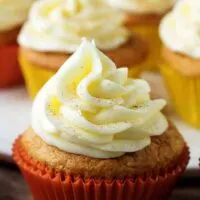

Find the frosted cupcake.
[
  {"left": 18, "top": 0, "right": 148, "bottom": 98},
  {"left": 0, "top": 0, "right": 34, "bottom": 87},
  {"left": 13, "top": 39, "right": 189, "bottom": 200},
  {"left": 160, "top": 0, "right": 200, "bottom": 128},
  {"left": 107, "top": 0, "right": 176, "bottom": 70}
]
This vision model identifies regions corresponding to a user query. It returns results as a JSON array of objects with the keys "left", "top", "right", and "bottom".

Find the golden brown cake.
[
  {"left": 20, "top": 35, "right": 148, "bottom": 71},
  {"left": 20, "top": 121, "right": 185, "bottom": 178},
  {"left": 162, "top": 46, "right": 200, "bottom": 77}
]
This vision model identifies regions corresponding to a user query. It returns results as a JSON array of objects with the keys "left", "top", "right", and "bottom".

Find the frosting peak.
[
  {"left": 0, "top": 0, "right": 34, "bottom": 31},
  {"left": 32, "top": 39, "right": 168, "bottom": 158},
  {"left": 160, "top": 0, "right": 200, "bottom": 58},
  {"left": 65, "top": 0, "right": 98, "bottom": 15},
  {"left": 18, "top": 0, "right": 129, "bottom": 53},
  {"left": 107, "top": 0, "right": 175, "bottom": 14}
]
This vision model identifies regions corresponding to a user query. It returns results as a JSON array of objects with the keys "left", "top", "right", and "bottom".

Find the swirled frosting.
[
  {"left": 18, "top": 0, "right": 129, "bottom": 53},
  {"left": 160, "top": 0, "right": 200, "bottom": 58},
  {"left": 107, "top": 0, "right": 175, "bottom": 14},
  {"left": 0, "top": 0, "right": 34, "bottom": 31},
  {"left": 32, "top": 39, "right": 168, "bottom": 159}
]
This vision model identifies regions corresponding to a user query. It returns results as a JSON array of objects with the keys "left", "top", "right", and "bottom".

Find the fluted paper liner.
[
  {"left": 160, "top": 61, "right": 200, "bottom": 128},
  {"left": 0, "top": 44, "right": 23, "bottom": 87},
  {"left": 13, "top": 136, "right": 189, "bottom": 200}
]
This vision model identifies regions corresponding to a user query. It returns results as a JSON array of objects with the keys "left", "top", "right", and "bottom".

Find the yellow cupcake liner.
[
  {"left": 131, "top": 24, "right": 161, "bottom": 71},
  {"left": 128, "top": 63, "right": 144, "bottom": 78},
  {"left": 160, "top": 62, "right": 200, "bottom": 128},
  {"left": 19, "top": 54, "right": 55, "bottom": 99},
  {"left": 20, "top": 53, "right": 143, "bottom": 99}
]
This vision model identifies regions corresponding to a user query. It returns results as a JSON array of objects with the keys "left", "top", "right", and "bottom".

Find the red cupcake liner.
[
  {"left": 0, "top": 43, "right": 23, "bottom": 87},
  {"left": 13, "top": 136, "right": 189, "bottom": 200}
]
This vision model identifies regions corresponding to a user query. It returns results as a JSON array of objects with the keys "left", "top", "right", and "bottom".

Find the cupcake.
[
  {"left": 13, "top": 39, "right": 189, "bottom": 200},
  {"left": 0, "top": 0, "right": 34, "bottom": 87},
  {"left": 159, "top": 0, "right": 200, "bottom": 128},
  {"left": 18, "top": 0, "right": 149, "bottom": 99},
  {"left": 107, "top": 0, "right": 176, "bottom": 70}
]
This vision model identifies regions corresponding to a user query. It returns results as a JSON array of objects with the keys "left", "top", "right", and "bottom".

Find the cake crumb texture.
[{"left": 20, "top": 121, "right": 185, "bottom": 178}]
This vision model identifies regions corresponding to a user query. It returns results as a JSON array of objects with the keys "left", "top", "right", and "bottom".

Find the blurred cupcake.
[
  {"left": 107, "top": 0, "right": 176, "bottom": 70},
  {"left": 159, "top": 0, "right": 200, "bottom": 128},
  {"left": 0, "top": 0, "right": 34, "bottom": 87},
  {"left": 18, "top": 0, "right": 149, "bottom": 99},
  {"left": 13, "top": 40, "right": 189, "bottom": 200}
]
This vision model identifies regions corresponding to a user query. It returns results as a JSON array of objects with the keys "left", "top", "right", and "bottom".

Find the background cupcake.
[
  {"left": 13, "top": 40, "right": 189, "bottom": 200},
  {"left": 18, "top": 0, "right": 149, "bottom": 99},
  {"left": 159, "top": 0, "right": 200, "bottom": 128},
  {"left": 107, "top": 0, "right": 176, "bottom": 70},
  {"left": 0, "top": 0, "right": 34, "bottom": 87}
]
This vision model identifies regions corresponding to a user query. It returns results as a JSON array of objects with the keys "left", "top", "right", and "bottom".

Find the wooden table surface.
[{"left": 0, "top": 163, "right": 200, "bottom": 200}]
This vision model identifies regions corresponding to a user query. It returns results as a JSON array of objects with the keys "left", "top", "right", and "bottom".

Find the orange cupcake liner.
[
  {"left": 13, "top": 136, "right": 189, "bottom": 200},
  {"left": 0, "top": 44, "right": 23, "bottom": 87}
]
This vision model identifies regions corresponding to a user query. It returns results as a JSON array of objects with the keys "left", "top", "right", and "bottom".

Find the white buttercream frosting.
[
  {"left": 18, "top": 0, "right": 129, "bottom": 53},
  {"left": 0, "top": 0, "right": 34, "bottom": 31},
  {"left": 107, "top": 0, "right": 175, "bottom": 14},
  {"left": 32, "top": 39, "right": 168, "bottom": 159},
  {"left": 160, "top": 0, "right": 200, "bottom": 58}
]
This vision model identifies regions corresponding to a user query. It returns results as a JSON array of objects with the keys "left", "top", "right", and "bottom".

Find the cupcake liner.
[
  {"left": 13, "top": 136, "right": 189, "bottom": 200},
  {"left": 160, "top": 61, "right": 200, "bottom": 128},
  {"left": 131, "top": 24, "right": 161, "bottom": 71},
  {"left": 0, "top": 44, "right": 23, "bottom": 87},
  {"left": 128, "top": 63, "right": 144, "bottom": 78},
  {"left": 20, "top": 53, "right": 143, "bottom": 99},
  {"left": 19, "top": 53, "right": 55, "bottom": 99}
]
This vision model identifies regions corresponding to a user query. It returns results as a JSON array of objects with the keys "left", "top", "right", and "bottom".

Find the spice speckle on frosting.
[{"left": 32, "top": 39, "right": 168, "bottom": 159}]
